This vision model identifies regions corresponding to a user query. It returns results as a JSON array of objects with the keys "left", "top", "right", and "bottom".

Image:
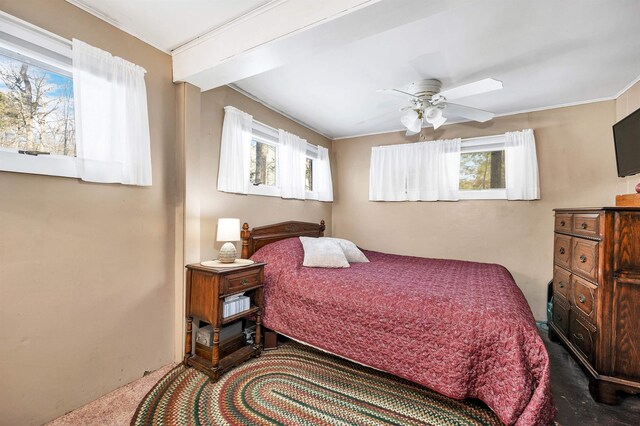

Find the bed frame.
[{"left": 240, "top": 220, "right": 325, "bottom": 259}]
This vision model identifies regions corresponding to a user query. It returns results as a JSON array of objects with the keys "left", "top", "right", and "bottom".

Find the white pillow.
[
  {"left": 299, "top": 237, "right": 350, "bottom": 268},
  {"left": 321, "top": 237, "right": 369, "bottom": 263}
]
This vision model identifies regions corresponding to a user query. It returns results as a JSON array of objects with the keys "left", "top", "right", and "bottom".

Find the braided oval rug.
[{"left": 132, "top": 342, "right": 501, "bottom": 426}]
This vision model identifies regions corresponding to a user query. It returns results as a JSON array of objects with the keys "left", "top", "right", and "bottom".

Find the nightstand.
[{"left": 184, "top": 261, "right": 265, "bottom": 381}]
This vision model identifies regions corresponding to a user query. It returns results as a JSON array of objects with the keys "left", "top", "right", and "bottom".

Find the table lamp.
[{"left": 216, "top": 218, "right": 240, "bottom": 263}]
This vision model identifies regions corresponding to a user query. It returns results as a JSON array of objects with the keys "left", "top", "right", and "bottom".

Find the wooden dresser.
[{"left": 550, "top": 207, "right": 640, "bottom": 403}]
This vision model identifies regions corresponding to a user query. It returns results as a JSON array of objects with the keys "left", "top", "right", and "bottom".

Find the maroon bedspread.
[{"left": 251, "top": 238, "right": 555, "bottom": 425}]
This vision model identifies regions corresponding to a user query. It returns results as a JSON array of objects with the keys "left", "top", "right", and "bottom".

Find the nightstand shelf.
[
  {"left": 184, "top": 262, "right": 265, "bottom": 381},
  {"left": 222, "top": 306, "right": 260, "bottom": 325}
]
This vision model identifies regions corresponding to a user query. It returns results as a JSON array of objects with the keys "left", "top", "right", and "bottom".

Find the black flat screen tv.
[{"left": 613, "top": 106, "right": 640, "bottom": 177}]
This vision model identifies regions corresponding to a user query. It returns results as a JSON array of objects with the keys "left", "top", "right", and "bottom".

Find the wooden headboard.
[{"left": 241, "top": 220, "right": 325, "bottom": 259}]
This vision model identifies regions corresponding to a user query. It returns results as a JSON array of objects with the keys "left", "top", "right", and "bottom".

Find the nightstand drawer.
[{"left": 221, "top": 268, "right": 262, "bottom": 296}]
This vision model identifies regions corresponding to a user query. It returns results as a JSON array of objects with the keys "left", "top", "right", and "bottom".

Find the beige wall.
[
  {"left": 0, "top": 1, "right": 177, "bottom": 424},
  {"left": 188, "top": 85, "right": 333, "bottom": 262},
  {"left": 332, "top": 101, "right": 622, "bottom": 320}
]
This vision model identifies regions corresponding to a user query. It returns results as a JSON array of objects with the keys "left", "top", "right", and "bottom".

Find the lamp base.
[{"left": 218, "top": 242, "right": 237, "bottom": 263}]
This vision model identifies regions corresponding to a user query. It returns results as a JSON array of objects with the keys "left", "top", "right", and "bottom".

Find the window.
[
  {"left": 250, "top": 139, "right": 277, "bottom": 187},
  {"left": 458, "top": 135, "right": 506, "bottom": 200},
  {"left": 0, "top": 52, "right": 74, "bottom": 156},
  {"left": 247, "top": 119, "right": 319, "bottom": 199},
  {"left": 0, "top": 11, "right": 76, "bottom": 178},
  {"left": 305, "top": 144, "right": 318, "bottom": 199},
  {"left": 247, "top": 121, "right": 280, "bottom": 197},
  {"left": 218, "top": 105, "right": 333, "bottom": 201},
  {"left": 305, "top": 157, "right": 313, "bottom": 192}
]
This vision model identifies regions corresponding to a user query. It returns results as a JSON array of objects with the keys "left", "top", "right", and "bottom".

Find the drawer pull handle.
[
  {"left": 574, "top": 333, "right": 584, "bottom": 341},
  {"left": 581, "top": 222, "right": 588, "bottom": 229},
  {"left": 555, "top": 315, "right": 563, "bottom": 323},
  {"left": 579, "top": 255, "right": 587, "bottom": 263},
  {"left": 559, "top": 247, "right": 565, "bottom": 255},
  {"left": 240, "top": 279, "right": 249, "bottom": 285},
  {"left": 578, "top": 295, "right": 586, "bottom": 303},
  {"left": 559, "top": 282, "right": 565, "bottom": 289},
  {"left": 560, "top": 220, "right": 566, "bottom": 227}
]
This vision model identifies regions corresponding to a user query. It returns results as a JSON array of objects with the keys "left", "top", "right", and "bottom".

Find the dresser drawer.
[
  {"left": 554, "top": 234, "right": 572, "bottom": 269},
  {"left": 572, "top": 275, "right": 597, "bottom": 322},
  {"left": 552, "top": 299, "right": 570, "bottom": 336},
  {"left": 571, "top": 238, "right": 599, "bottom": 282},
  {"left": 553, "top": 265, "right": 571, "bottom": 301},
  {"left": 555, "top": 213, "right": 573, "bottom": 233},
  {"left": 572, "top": 213, "right": 601, "bottom": 238},
  {"left": 220, "top": 268, "right": 262, "bottom": 296},
  {"left": 570, "top": 311, "right": 596, "bottom": 364}
]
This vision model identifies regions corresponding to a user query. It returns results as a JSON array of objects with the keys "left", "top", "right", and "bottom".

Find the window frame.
[
  {"left": 0, "top": 11, "right": 78, "bottom": 178},
  {"left": 458, "top": 135, "right": 507, "bottom": 200}
]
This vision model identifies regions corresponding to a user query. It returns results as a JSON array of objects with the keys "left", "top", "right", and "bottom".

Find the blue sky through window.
[{"left": 0, "top": 52, "right": 75, "bottom": 155}]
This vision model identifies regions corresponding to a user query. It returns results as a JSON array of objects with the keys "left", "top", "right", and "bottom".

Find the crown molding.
[{"left": 65, "top": 0, "right": 171, "bottom": 54}]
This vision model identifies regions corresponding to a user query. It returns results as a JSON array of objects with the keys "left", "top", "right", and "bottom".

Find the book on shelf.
[{"left": 223, "top": 294, "right": 250, "bottom": 318}]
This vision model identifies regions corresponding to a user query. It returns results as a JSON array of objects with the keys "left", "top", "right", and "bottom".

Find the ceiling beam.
[{"left": 172, "top": 0, "right": 384, "bottom": 90}]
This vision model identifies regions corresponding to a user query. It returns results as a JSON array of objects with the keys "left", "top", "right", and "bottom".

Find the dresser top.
[{"left": 554, "top": 207, "right": 640, "bottom": 212}]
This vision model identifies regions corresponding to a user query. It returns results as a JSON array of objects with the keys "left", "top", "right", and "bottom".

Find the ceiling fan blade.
[
  {"left": 377, "top": 88, "right": 418, "bottom": 99},
  {"left": 444, "top": 103, "right": 495, "bottom": 122},
  {"left": 438, "top": 78, "right": 503, "bottom": 101}
]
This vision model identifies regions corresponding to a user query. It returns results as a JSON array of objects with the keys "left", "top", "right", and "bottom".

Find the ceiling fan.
[{"left": 379, "top": 78, "right": 503, "bottom": 135}]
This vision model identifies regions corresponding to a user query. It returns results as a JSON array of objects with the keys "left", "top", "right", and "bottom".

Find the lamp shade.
[{"left": 216, "top": 218, "right": 240, "bottom": 242}]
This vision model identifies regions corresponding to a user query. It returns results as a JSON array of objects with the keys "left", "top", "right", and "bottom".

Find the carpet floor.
[
  {"left": 132, "top": 342, "right": 501, "bottom": 425},
  {"left": 46, "top": 363, "right": 178, "bottom": 426},
  {"left": 48, "top": 326, "right": 640, "bottom": 425}
]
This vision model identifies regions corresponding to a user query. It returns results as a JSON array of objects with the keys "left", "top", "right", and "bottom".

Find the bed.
[{"left": 240, "top": 220, "right": 555, "bottom": 426}]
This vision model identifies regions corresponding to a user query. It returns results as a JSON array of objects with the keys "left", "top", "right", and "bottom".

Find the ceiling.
[
  {"left": 68, "top": 0, "right": 640, "bottom": 139},
  {"left": 65, "top": 0, "right": 270, "bottom": 52}
]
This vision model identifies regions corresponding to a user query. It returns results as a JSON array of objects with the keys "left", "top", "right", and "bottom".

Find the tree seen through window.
[
  {"left": 0, "top": 53, "right": 74, "bottom": 155},
  {"left": 459, "top": 150, "right": 505, "bottom": 190}
]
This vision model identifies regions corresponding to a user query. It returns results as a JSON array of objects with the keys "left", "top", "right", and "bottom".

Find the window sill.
[
  {"left": 458, "top": 189, "right": 506, "bottom": 200},
  {"left": 244, "top": 184, "right": 322, "bottom": 201},
  {"left": 0, "top": 149, "right": 78, "bottom": 178},
  {"left": 247, "top": 184, "right": 280, "bottom": 197}
]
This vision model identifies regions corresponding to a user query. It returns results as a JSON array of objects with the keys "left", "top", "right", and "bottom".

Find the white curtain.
[
  {"left": 278, "top": 129, "right": 307, "bottom": 199},
  {"left": 217, "top": 106, "right": 253, "bottom": 194},
  {"left": 369, "top": 144, "right": 408, "bottom": 201},
  {"left": 72, "top": 39, "right": 152, "bottom": 186},
  {"left": 314, "top": 145, "right": 334, "bottom": 202},
  {"left": 505, "top": 129, "right": 540, "bottom": 200},
  {"left": 369, "top": 139, "right": 461, "bottom": 201},
  {"left": 407, "top": 139, "right": 461, "bottom": 201}
]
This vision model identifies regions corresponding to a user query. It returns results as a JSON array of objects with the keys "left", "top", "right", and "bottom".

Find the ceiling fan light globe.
[
  {"left": 431, "top": 116, "right": 447, "bottom": 130},
  {"left": 424, "top": 106, "right": 442, "bottom": 122},
  {"left": 407, "top": 118, "right": 422, "bottom": 133},
  {"left": 400, "top": 109, "right": 418, "bottom": 125},
  {"left": 400, "top": 110, "right": 421, "bottom": 132}
]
